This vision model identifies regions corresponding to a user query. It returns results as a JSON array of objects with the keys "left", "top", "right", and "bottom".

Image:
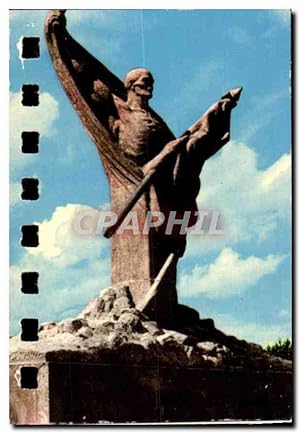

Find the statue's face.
[{"left": 132, "top": 72, "right": 154, "bottom": 100}]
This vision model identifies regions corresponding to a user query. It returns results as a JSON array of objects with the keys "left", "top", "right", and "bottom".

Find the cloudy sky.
[{"left": 9, "top": 9, "right": 291, "bottom": 346}]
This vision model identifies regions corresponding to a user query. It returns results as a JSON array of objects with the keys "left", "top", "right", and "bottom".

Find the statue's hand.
[
  {"left": 93, "top": 80, "right": 111, "bottom": 99},
  {"left": 142, "top": 159, "right": 158, "bottom": 176},
  {"left": 46, "top": 10, "right": 67, "bottom": 30},
  {"left": 142, "top": 136, "right": 189, "bottom": 176}
]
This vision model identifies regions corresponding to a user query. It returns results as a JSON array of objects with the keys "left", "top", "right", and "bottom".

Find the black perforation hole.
[
  {"left": 21, "top": 178, "right": 39, "bottom": 200},
  {"left": 21, "top": 132, "right": 39, "bottom": 154},
  {"left": 20, "top": 367, "right": 38, "bottom": 389},
  {"left": 21, "top": 37, "right": 40, "bottom": 59},
  {"left": 21, "top": 272, "right": 39, "bottom": 294},
  {"left": 21, "top": 225, "right": 39, "bottom": 247},
  {"left": 20, "top": 319, "right": 39, "bottom": 341},
  {"left": 22, "top": 84, "right": 39, "bottom": 106}
]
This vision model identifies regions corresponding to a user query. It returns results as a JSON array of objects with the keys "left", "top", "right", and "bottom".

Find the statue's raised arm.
[{"left": 45, "top": 9, "right": 143, "bottom": 186}]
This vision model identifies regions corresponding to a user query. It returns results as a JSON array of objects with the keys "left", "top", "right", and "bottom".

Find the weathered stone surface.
[{"left": 10, "top": 285, "right": 291, "bottom": 370}]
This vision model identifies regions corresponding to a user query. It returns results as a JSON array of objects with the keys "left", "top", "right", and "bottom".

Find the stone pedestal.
[
  {"left": 10, "top": 288, "right": 292, "bottom": 424},
  {"left": 10, "top": 357, "right": 292, "bottom": 424}
]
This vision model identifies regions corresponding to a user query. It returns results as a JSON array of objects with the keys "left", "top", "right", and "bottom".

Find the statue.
[{"left": 45, "top": 10, "right": 242, "bottom": 326}]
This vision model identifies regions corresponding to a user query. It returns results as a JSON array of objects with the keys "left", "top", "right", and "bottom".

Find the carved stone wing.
[{"left": 45, "top": 10, "right": 143, "bottom": 186}]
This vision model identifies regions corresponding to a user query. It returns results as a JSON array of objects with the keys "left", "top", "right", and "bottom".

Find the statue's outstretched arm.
[{"left": 142, "top": 87, "right": 243, "bottom": 176}]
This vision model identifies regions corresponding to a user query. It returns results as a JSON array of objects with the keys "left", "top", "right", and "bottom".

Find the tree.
[{"left": 266, "top": 338, "right": 292, "bottom": 360}]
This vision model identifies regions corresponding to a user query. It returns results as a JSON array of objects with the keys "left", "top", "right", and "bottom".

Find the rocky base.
[{"left": 10, "top": 286, "right": 292, "bottom": 424}]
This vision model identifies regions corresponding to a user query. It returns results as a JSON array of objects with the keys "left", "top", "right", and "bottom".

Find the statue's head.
[{"left": 124, "top": 68, "right": 154, "bottom": 101}]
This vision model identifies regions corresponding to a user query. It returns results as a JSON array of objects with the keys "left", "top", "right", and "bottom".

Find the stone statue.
[{"left": 45, "top": 10, "right": 242, "bottom": 326}]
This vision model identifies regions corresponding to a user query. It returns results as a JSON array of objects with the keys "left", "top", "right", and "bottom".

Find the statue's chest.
[{"left": 117, "top": 107, "right": 165, "bottom": 165}]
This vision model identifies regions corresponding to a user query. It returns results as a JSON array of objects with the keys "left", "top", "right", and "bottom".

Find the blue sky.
[{"left": 9, "top": 9, "right": 291, "bottom": 345}]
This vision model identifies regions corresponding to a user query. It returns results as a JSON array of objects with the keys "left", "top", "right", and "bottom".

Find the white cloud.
[
  {"left": 10, "top": 204, "right": 110, "bottom": 336},
  {"left": 10, "top": 91, "right": 59, "bottom": 173},
  {"left": 179, "top": 247, "right": 284, "bottom": 299},
  {"left": 185, "top": 142, "right": 291, "bottom": 258},
  {"left": 27, "top": 204, "right": 105, "bottom": 266},
  {"left": 261, "top": 153, "right": 291, "bottom": 190}
]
